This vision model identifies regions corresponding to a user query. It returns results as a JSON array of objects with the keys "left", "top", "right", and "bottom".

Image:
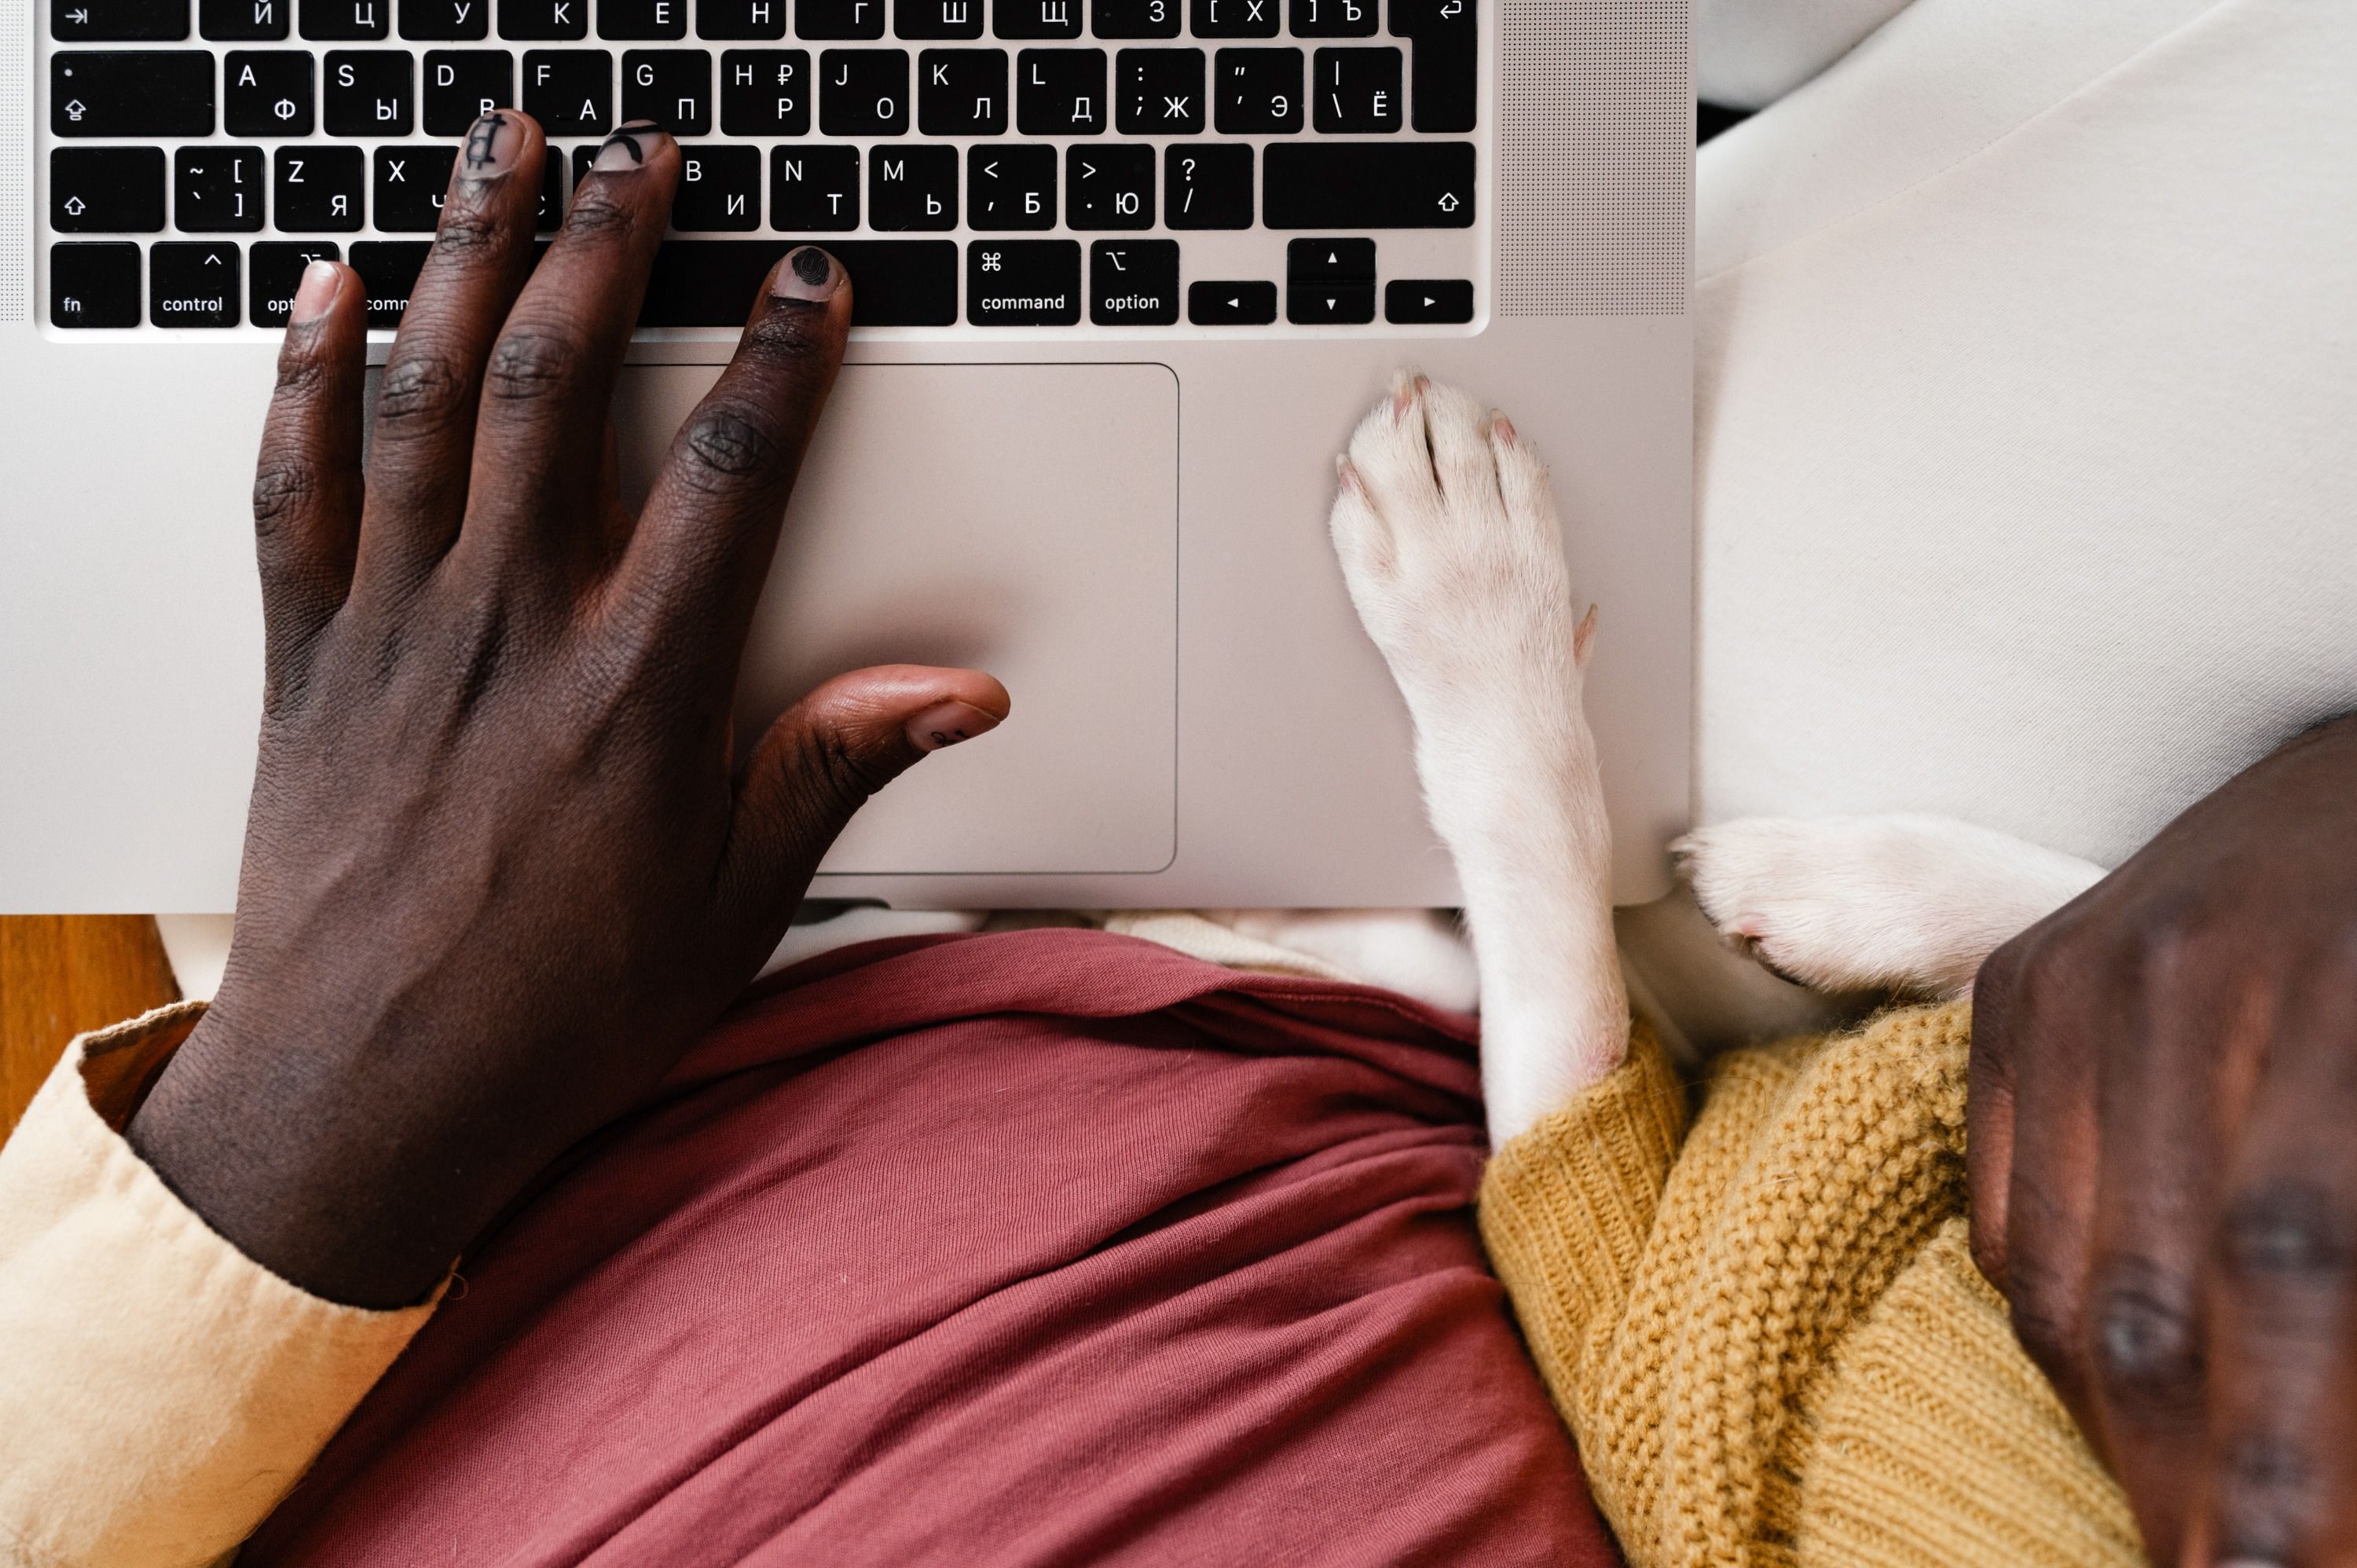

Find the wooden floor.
[{"left": 0, "top": 917, "right": 180, "bottom": 1136}]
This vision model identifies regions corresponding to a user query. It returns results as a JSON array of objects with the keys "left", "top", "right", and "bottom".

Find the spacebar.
[{"left": 640, "top": 240, "right": 959, "bottom": 328}]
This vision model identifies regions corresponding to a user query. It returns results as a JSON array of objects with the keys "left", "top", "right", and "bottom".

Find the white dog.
[{"left": 1326, "top": 372, "right": 2106, "bottom": 1143}]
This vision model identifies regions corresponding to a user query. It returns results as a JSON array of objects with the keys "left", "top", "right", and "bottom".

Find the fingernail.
[
  {"left": 458, "top": 109, "right": 523, "bottom": 178},
  {"left": 904, "top": 699, "right": 1003, "bottom": 753},
  {"left": 775, "top": 246, "right": 843, "bottom": 302},
  {"left": 590, "top": 122, "right": 662, "bottom": 173},
  {"left": 288, "top": 259, "right": 340, "bottom": 325}
]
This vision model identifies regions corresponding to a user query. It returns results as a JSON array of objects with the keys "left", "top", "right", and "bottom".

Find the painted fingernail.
[
  {"left": 458, "top": 109, "right": 522, "bottom": 178},
  {"left": 904, "top": 699, "right": 1003, "bottom": 753},
  {"left": 775, "top": 245, "right": 843, "bottom": 302},
  {"left": 590, "top": 122, "right": 662, "bottom": 173},
  {"left": 288, "top": 259, "right": 341, "bottom": 325}
]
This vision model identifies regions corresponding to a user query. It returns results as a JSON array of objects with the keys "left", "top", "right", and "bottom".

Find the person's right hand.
[
  {"left": 126, "top": 111, "right": 1009, "bottom": 1310},
  {"left": 1970, "top": 713, "right": 2357, "bottom": 1566}
]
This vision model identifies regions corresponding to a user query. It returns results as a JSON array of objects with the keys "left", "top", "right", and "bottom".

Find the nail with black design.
[
  {"left": 460, "top": 109, "right": 522, "bottom": 178},
  {"left": 773, "top": 245, "right": 843, "bottom": 304},
  {"left": 591, "top": 121, "right": 664, "bottom": 174}
]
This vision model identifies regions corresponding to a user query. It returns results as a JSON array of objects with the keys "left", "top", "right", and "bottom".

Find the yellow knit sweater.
[{"left": 1479, "top": 1002, "right": 2146, "bottom": 1568}]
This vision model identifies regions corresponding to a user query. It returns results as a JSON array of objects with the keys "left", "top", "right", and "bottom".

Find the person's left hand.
[{"left": 126, "top": 112, "right": 1010, "bottom": 1309}]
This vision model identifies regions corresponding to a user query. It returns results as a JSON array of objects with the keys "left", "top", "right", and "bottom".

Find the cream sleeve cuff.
[{"left": 0, "top": 1004, "right": 441, "bottom": 1568}]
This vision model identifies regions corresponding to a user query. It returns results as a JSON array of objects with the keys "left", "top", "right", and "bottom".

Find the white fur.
[
  {"left": 1673, "top": 815, "right": 2102, "bottom": 998},
  {"left": 1210, "top": 908, "right": 1482, "bottom": 1014},
  {"left": 1328, "top": 372, "right": 1627, "bottom": 1144}
]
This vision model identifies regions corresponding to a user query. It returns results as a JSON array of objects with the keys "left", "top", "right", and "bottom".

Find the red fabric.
[{"left": 245, "top": 929, "right": 1620, "bottom": 1567}]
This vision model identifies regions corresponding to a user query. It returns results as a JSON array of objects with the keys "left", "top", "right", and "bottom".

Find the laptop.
[{"left": 2, "top": 0, "right": 1692, "bottom": 912}]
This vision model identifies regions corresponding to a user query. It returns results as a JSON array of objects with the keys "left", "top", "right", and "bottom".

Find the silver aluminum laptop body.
[{"left": 0, "top": 0, "right": 1690, "bottom": 912}]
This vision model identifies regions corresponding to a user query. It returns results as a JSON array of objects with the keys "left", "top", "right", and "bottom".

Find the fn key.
[{"left": 51, "top": 241, "right": 141, "bottom": 328}]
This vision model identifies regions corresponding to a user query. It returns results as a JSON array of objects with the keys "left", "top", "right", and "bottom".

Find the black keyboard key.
[
  {"left": 819, "top": 47, "right": 907, "bottom": 134},
  {"left": 1190, "top": 0, "right": 1271, "bottom": 36},
  {"left": 539, "top": 151, "right": 564, "bottom": 227},
  {"left": 623, "top": 49, "right": 710, "bottom": 130},
  {"left": 602, "top": 0, "right": 685, "bottom": 35},
  {"left": 52, "top": 53, "right": 213, "bottom": 136},
  {"left": 1186, "top": 279, "right": 1274, "bottom": 324},
  {"left": 423, "top": 49, "right": 511, "bottom": 132},
  {"left": 797, "top": 0, "right": 883, "bottom": 38},
  {"left": 251, "top": 239, "right": 340, "bottom": 324},
  {"left": 350, "top": 239, "right": 429, "bottom": 327},
  {"left": 374, "top": 143, "right": 456, "bottom": 229},
  {"left": 1384, "top": 277, "right": 1471, "bottom": 323},
  {"left": 1089, "top": 237, "right": 1175, "bottom": 324},
  {"left": 1288, "top": 0, "right": 1372, "bottom": 35},
  {"left": 325, "top": 49, "right": 412, "bottom": 133},
  {"left": 1286, "top": 280, "right": 1370, "bottom": 323},
  {"left": 200, "top": 0, "right": 288, "bottom": 38},
  {"left": 1311, "top": 45, "right": 1398, "bottom": 131},
  {"left": 719, "top": 49, "right": 809, "bottom": 132},
  {"left": 993, "top": 0, "right": 1076, "bottom": 36},
  {"left": 770, "top": 144, "right": 859, "bottom": 228},
  {"left": 401, "top": 0, "right": 489, "bottom": 36},
  {"left": 896, "top": 0, "right": 980, "bottom": 38},
  {"left": 1065, "top": 143, "right": 1149, "bottom": 229},
  {"left": 1263, "top": 141, "right": 1471, "bottom": 227},
  {"left": 1388, "top": 0, "right": 1471, "bottom": 131},
  {"left": 500, "top": 0, "right": 584, "bottom": 37},
  {"left": 225, "top": 49, "right": 314, "bottom": 135},
  {"left": 869, "top": 145, "right": 956, "bottom": 229},
  {"left": 299, "top": 0, "right": 384, "bottom": 37},
  {"left": 50, "top": 242, "right": 141, "bottom": 326},
  {"left": 174, "top": 145, "right": 265, "bottom": 230},
  {"left": 52, "top": 0, "right": 185, "bottom": 40},
  {"left": 1015, "top": 46, "right": 1102, "bottom": 134},
  {"left": 966, "top": 239, "right": 1076, "bottom": 325},
  {"left": 917, "top": 48, "right": 1004, "bottom": 134},
  {"left": 673, "top": 142, "right": 761, "bottom": 228},
  {"left": 966, "top": 143, "right": 1052, "bottom": 229},
  {"left": 698, "top": 0, "right": 784, "bottom": 36},
  {"left": 523, "top": 49, "right": 611, "bottom": 131},
  {"left": 1287, "top": 237, "right": 1370, "bottom": 288},
  {"left": 275, "top": 143, "right": 363, "bottom": 228},
  {"left": 1213, "top": 47, "right": 1298, "bottom": 133},
  {"left": 49, "top": 146, "right": 165, "bottom": 232},
  {"left": 150, "top": 240, "right": 241, "bottom": 325},
  {"left": 1163, "top": 142, "right": 1248, "bottom": 228},
  {"left": 640, "top": 239, "right": 956, "bottom": 325},
  {"left": 1115, "top": 47, "right": 1199, "bottom": 134},
  {"left": 1091, "top": 0, "right": 1172, "bottom": 35}
]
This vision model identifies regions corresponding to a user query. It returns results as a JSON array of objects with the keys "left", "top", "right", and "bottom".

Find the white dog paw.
[{"left": 1673, "top": 815, "right": 2105, "bottom": 998}]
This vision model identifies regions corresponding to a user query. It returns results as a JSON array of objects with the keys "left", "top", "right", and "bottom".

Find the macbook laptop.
[{"left": 2, "top": 0, "right": 1691, "bottom": 911}]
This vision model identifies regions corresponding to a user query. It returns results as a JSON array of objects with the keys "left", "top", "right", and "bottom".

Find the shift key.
[
  {"left": 1262, "top": 141, "right": 1472, "bottom": 229},
  {"left": 53, "top": 51, "right": 214, "bottom": 135}
]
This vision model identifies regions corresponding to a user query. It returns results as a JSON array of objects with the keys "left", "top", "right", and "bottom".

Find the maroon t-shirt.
[{"left": 245, "top": 929, "right": 1621, "bottom": 1566}]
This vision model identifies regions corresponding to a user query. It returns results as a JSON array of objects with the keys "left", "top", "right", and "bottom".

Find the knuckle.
[
  {"left": 560, "top": 185, "right": 642, "bottom": 243},
  {"left": 375, "top": 350, "right": 470, "bottom": 429},
  {"left": 675, "top": 404, "right": 784, "bottom": 490},
  {"left": 790, "top": 722, "right": 891, "bottom": 817},
  {"left": 2219, "top": 1179, "right": 2355, "bottom": 1285},
  {"left": 2088, "top": 1258, "right": 2205, "bottom": 1416},
  {"left": 2216, "top": 1434, "right": 2321, "bottom": 1563},
  {"left": 271, "top": 344, "right": 333, "bottom": 401},
  {"left": 484, "top": 324, "right": 581, "bottom": 408},
  {"left": 251, "top": 459, "right": 317, "bottom": 536},
  {"left": 430, "top": 199, "right": 509, "bottom": 261}
]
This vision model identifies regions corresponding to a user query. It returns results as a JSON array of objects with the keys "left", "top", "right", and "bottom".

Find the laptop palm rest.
[{"left": 614, "top": 361, "right": 1178, "bottom": 877}]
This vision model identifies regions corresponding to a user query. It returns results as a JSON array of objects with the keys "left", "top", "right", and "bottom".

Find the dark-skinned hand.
[
  {"left": 1971, "top": 713, "right": 2357, "bottom": 1567},
  {"left": 124, "top": 111, "right": 1010, "bottom": 1310}
]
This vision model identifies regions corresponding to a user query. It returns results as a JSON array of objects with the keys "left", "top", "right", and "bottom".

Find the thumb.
[{"left": 726, "top": 662, "right": 1010, "bottom": 898}]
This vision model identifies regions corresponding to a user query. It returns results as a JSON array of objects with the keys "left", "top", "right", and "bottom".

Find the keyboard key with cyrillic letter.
[
  {"left": 299, "top": 0, "right": 386, "bottom": 38},
  {"left": 522, "top": 49, "right": 612, "bottom": 132},
  {"left": 1015, "top": 46, "right": 1103, "bottom": 134},
  {"left": 1191, "top": 0, "right": 1273, "bottom": 36},
  {"left": 698, "top": 0, "right": 786, "bottom": 36},
  {"left": 423, "top": 49, "right": 511, "bottom": 131},
  {"left": 201, "top": 0, "right": 288, "bottom": 37},
  {"left": 966, "top": 143, "right": 1054, "bottom": 229},
  {"left": 622, "top": 49, "right": 711, "bottom": 130},
  {"left": 401, "top": 0, "right": 490, "bottom": 36},
  {"left": 869, "top": 145, "right": 956, "bottom": 229},
  {"left": 602, "top": 0, "right": 687, "bottom": 36},
  {"left": 1263, "top": 141, "right": 1471, "bottom": 228},
  {"left": 1115, "top": 46, "right": 1200, "bottom": 134},
  {"left": 276, "top": 143, "right": 364, "bottom": 228},
  {"left": 819, "top": 47, "right": 908, "bottom": 134},
  {"left": 50, "top": 242, "right": 142, "bottom": 327},
  {"left": 325, "top": 49, "right": 412, "bottom": 133},
  {"left": 993, "top": 0, "right": 1079, "bottom": 38},
  {"left": 224, "top": 49, "right": 315, "bottom": 135},
  {"left": 966, "top": 238, "right": 1079, "bottom": 324},
  {"left": 150, "top": 240, "right": 241, "bottom": 326},
  {"left": 50, "top": 146, "right": 166, "bottom": 232},
  {"left": 770, "top": 144, "right": 860, "bottom": 227},
  {"left": 1091, "top": 0, "right": 1175, "bottom": 37},
  {"left": 916, "top": 48, "right": 1005, "bottom": 134},
  {"left": 720, "top": 49, "right": 809, "bottom": 133},
  {"left": 375, "top": 144, "right": 456, "bottom": 229},
  {"left": 52, "top": 53, "right": 213, "bottom": 136},
  {"left": 896, "top": 0, "right": 981, "bottom": 39},
  {"left": 673, "top": 143, "right": 762, "bottom": 229},
  {"left": 1066, "top": 144, "right": 1150, "bottom": 229},
  {"left": 797, "top": 0, "right": 885, "bottom": 38},
  {"left": 1212, "top": 46, "right": 1297, "bottom": 134},
  {"left": 500, "top": 0, "right": 586, "bottom": 37},
  {"left": 1289, "top": 0, "right": 1373, "bottom": 35}
]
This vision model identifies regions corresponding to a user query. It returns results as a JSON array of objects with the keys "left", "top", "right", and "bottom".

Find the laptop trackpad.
[{"left": 615, "top": 361, "right": 1178, "bottom": 876}]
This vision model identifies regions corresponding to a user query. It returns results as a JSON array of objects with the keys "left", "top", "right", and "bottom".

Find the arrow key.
[
  {"left": 149, "top": 240, "right": 242, "bottom": 327},
  {"left": 50, "top": 146, "right": 166, "bottom": 232},
  {"left": 1285, "top": 280, "right": 1374, "bottom": 324},
  {"left": 1186, "top": 279, "right": 1275, "bottom": 325},
  {"left": 1383, "top": 277, "right": 1472, "bottom": 324}
]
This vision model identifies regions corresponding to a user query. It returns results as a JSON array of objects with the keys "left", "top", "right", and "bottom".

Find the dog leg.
[
  {"left": 1673, "top": 815, "right": 2104, "bottom": 997},
  {"left": 1330, "top": 372, "right": 1627, "bottom": 1145}
]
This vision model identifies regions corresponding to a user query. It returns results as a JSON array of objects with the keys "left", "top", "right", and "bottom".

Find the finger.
[
  {"left": 722, "top": 665, "right": 1010, "bottom": 925},
  {"left": 354, "top": 109, "right": 546, "bottom": 589},
  {"left": 1967, "top": 927, "right": 2033, "bottom": 1291},
  {"left": 463, "top": 122, "right": 677, "bottom": 567},
  {"left": 2196, "top": 969, "right": 2357, "bottom": 1567},
  {"left": 252, "top": 258, "right": 366, "bottom": 698}
]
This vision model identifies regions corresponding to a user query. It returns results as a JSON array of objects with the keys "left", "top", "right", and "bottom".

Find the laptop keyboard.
[{"left": 40, "top": 0, "right": 1483, "bottom": 334}]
